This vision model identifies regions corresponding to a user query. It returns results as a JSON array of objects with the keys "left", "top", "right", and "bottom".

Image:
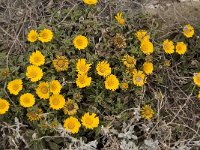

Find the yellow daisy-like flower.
[
  {"left": 38, "top": 28, "right": 53, "bottom": 43},
  {"left": 76, "top": 58, "right": 91, "bottom": 74},
  {"left": 36, "top": 82, "right": 49, "bottom": 99},
  {"left": 50, "top": 80, "right": 62, "bottom": 94},
  {"left": 133, "top": 71, "right": 146, "bottom": 86},
  {"left": 49, "top": 94, "right": 65, "bottom": 110},
  {"left": 19, "top": 93, "right": 35, "bottom": 108},
  {"left": 141, "top": 105, "right": 154, "bottom": 120},
  {"left": 73, "top": 35, "right": 89, "bottom": 50},
  {"left": 0, "top": 98, "right": 10, "bottom": 115},
  {"left": 163, "top": 39, "right": 174, "bottom": 54},
  {"left": 105, "top": 74, "right": 119, "bottom": 91},
  {"left": 176, "top": 42, "right": 187, "bottom": 55},
  {"left": 193, "top": 72, "right": 200, "bottom": 87},
  {"left": 7, "top": 79, "right": 23, "bottom": 95},
  {"left": 120, "top": 82, "right": 129, "bottom": 90},
  {"left": 140, "top": 39, "right": 154, "bottom": 55},
  {"left": 63, "top": 99, "right": 79, "bottom": 115},
  {"left": 27, "top": 108, "right": 43, "bottom": 121},
  {"left": 81, "top": 112, "right": 99, "bottom": 129},
  {"left": 143, "top": 62, "right": 153, "bottom": 75},
  {"left": 76, "top": 74, "right": 92, "bottom": 88},
  {"left": 53, "top": 55, "right": 69, "bottom": 72},
  {"left": 83, "top": 0, "right": 97, "bottom": 5},
  {"left": 96, "top": 61, "right": 111, "bottom": 77},
  {"left": 27, "top": 30, "right": 38, "bottom": 42},
  {"left": 183, "top": 24, "right": 194, "bottom": 38},
  {"left": 135, "top": 30, "right": 150, "bottom": 42},
  {"left": 29, "top": 50, "right": 45, "bottom": 66},
  {"left": 122, "top": 54, "right": 136, "bottom": 68},
  {"left": 64, "top": 116, "right": 81, "bottom": 134},
  {"left": 26, "top": 65, "right": 43, "bottom": 82},
  {"left": 115, "top": 12, "right": 125, "bottom": 26},
  {"left": 126, "top": 68, "right": 137, "bottom": 75}
]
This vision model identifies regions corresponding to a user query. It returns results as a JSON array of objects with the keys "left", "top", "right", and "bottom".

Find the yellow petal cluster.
[{"left": 81, "top": 112, "right": 99, "bottom": 129}]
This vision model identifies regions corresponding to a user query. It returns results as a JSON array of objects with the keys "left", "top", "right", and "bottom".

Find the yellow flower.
[
  {"left": 198, "top": 91, "right": 200, "bottom": 100},
  {"left": 64, "top": 116, "right": 81, "bottom": 134},
  {"left": 120, "top": 83, "right": 129, "bottom": 90},
  {"left": 27, "top": 108, "right": 43, "bottom": 121},
  {"left": 183, "top": 24, "right": 194, "bottom": 38},
  {"left": 29, "top": 50, "right": 45, "bottom": 66},
  {"left": 83, "top": 0, "right": 97, "bottom": 5},
  {"left": 135, "top": 30, "right": 150, "bottom": 42},
  {"left": 36, "top": 82, "right": 49, "bottom": 99},
  {"left": 133, "top": 71, "right": 146, "bottom": 86},
  {"left": 113, "top": 33, "right": 126, "bottom": 49},
  {"left": 105, "top": 74, "right": 119, "bottom": 91},
  {"left": 49, "top": 94, "right": 65, "bottom": 110},
  {"left": 126, "top": 68, "right": 137, "bottom": 75},
  {"left": 53, "top": 55, "right": 69, "bottom": 72},
  {"left": 176, "top": 42, "right": 187, "bottom": 55},
  {"left": 7, "top": 79, "right": 23, "bottom": 95},
  {"left": 143, "top": 62, "right": 153, "bottom": 75},
  {"left": 96, "top": 61, "right": 111, "bottom": 77},
  {"left": 141, "top": 105, "right": 154, "bottom": 120},
  {"left": 19, "top": 93, "right": 35, "bottom": 108},
  {"left": 76, "top": 74, "right": 92, "bottom": 88},
  {"left": 140, "top": 39, "right": 153, "bottom": 55},
  {"left": 81, "top": 112, "right": 99, "bottom": 129},
  {"left": 50, "top": 120, "right": 59, "bottom": 128},
  {"left": 38, "top": 29, "right": 53, "bottom": 43},
  {"left": 115, "top": 12, "right": 125, "bottom": 26},
  {"left": 193, "top": 72, "right": 200, "bottom": 87},
  {"left": 50, "top": 80, "right": 62, "bottom": 94},
  {"left": 163, "top": 39, "right": 174, "bottom": 54},
  {"left": 0, "top": 98, "right": 10, "bottom": 115},
  {"left": 76, "top": 58, "right": 91, "bottom": 74},
  {"left": 27, "top": 30, "right": 38, "bottom": 42},
  {"left": 73, "top": 35, "right": 88, "bottom": 50},
  {"left": 63, "top": 99, "right": 79, "bottom": 115},
  {"left": 26, "top": 65, "right": 43, "bottom": 82},
  {"left": 122, "top": 54, "right": 136, "bottom": 68}
]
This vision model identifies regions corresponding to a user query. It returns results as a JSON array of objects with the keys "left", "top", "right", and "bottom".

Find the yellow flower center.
[
  {"left": 31, "top": 34, "right": 37, "bottom": 40},
  {"left": 107, "top": 79, "right": 114, "bottom": 87},
  {"left": 41, "top": 86, "right": 48, "bottom": 94},
  {"left": 23, "top": 97, "right": 30, "bottom": 104},
  {"left": 99, "top": 67, "right": 106, "bottom": 73},
  {"left": 57, "top": 59, "right": 66, "bottom": 68},
  {"left": 76, "top": 39, "right": 83, "bottom": 46},
  {"left": 126, "top": 57, "right": 134, "bottom": 64},
  {"left": 40, "top": 32, "right": 48, "bottom": 39},
  {"left": 85, "top": 117, "right": 93, "bottom": 125},
  {"left": 66, "top": 103, "right": 75, "bottom": 111},
  {"left": 79, "top": 64, "right": 88, "bottom": 72},
  {"left": 52, "top": 98, "right": 60, "bottom": 106},
  {"left": 0, "top": 102, "right": 6, "bottom": 109},
  {"left": 68, "top": 122, "right": 75, "bottom": 129},
  {"left": 12, "top": 84, "right": 20, "bottom": 91},
  {"left": 78, "top": 76, "right": 86, "bottom": 84},
  {"left": 30, "top": 71, "right": 37, "bottom": 78},
  {"left": 144, "top": 109, "right": 151, "bottom": 116},
  {"left": 34, "top": 56, "right": 41, "bottom": 63},
  {"left": 51, "top": 84, "right": 57, "bottom": 91},
  {"left": 136, "top": 76, "right": 142, "bottom": 82}
]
